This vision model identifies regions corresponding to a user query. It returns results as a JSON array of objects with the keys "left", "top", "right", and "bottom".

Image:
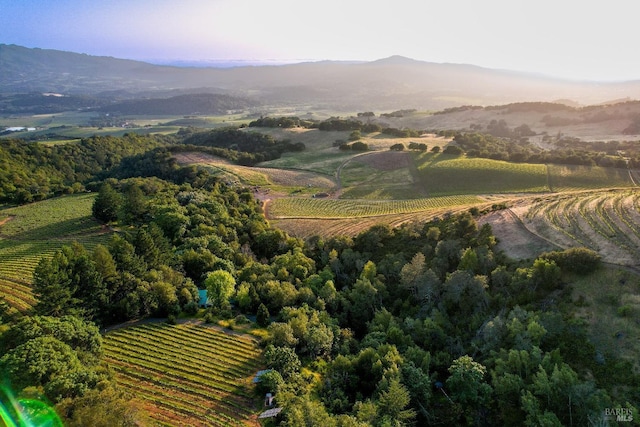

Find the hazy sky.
[{"left": 1, "top": 0, "right": 638, "bottom": 81}]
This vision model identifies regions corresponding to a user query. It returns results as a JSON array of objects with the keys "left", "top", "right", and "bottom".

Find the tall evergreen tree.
[{"left": 92, "top": 182, "right": 121, "bottom": 223}]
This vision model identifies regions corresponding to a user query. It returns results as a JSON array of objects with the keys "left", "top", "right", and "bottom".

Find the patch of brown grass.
[{"left": 353, "top": 151, "right": 411, "bottom": 171}]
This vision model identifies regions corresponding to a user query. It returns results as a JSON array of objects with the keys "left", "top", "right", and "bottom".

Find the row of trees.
[
  {"left": 389, "top": 142, "right": 431, "bottom": 151},
  {"left": 247, "top": 115, "right": 425, "bottom": 138},
  {"left": 180, "top": 127, "right": 305, "bottom": 165}
]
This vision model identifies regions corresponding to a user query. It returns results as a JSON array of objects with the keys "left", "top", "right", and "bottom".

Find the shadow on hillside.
[{"left": 2, "top": 216, "right": 102, "bottom": 242}]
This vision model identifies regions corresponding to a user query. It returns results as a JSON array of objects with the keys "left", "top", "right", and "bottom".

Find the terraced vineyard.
[
  {"left": 0, "top": 193, "right": 109, "bottom": 311},
  {"left": 103, "top": 322, "right": 263, "bottom": 427},
  {"left": 271, "top": 204, "right": 488, "bottom": 238},
  {"left": 268, "top": 195, "right": 485, "bottom": 219},
  {"left": 518, "top": 190, "right": 640, "bottom": 266},
  {"left": 0, "top": 277, "right": 36, "bottom": 313}
]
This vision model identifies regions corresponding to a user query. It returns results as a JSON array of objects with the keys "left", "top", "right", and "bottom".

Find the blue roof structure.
[
  {"left": 198, "top": 289, "right": 210, "bottom": 307},
  {"left": 252, "top": 369, "right": 273, "bottom": 383}
]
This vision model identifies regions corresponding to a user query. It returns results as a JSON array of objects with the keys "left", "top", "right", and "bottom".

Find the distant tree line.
[
  {"left": 249, "top": 115, "right": 425, "bottom": 138},
  {"left": 248, "top": 116, "right": 314, "bottom": 128},
  {"left": 2, "top": 93, "right": 105, "bottom": 114},
  {"left": 452, "top": 132, "right": 640, "bottom": 167},
  {"left": 317, "top": 118, "right": 422, "bottom": 137},
  {"left": 179, "top": 127, "right": 305, "bottom": 165},
  {"left": 98, "top": 93, "right": 253, "bottom": 116},
  {"left": 380, "top": 109, "right": 417, "bottom": 118}
]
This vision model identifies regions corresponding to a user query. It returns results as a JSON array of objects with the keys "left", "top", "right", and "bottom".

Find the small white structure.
[{"left": 258, "top": 407, "right": 282, "bottom": 419}]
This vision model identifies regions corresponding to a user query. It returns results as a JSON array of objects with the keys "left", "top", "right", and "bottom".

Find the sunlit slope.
[
  {"left": 0, "top": 193, "right": 109, "bottom": 312},
  {"left": 414, "top": 154, "right": 637, "bottom": 195},
  {"left": 268, "top": 196, "right": 484, "bottom": 219},
  {"left": 103, "top": 322, "right": 263, "bottom": 427},
  {"left": 415, "top": 155, "right": 549, "bottom": 195},
  {"left": 515, "top": 190, "right": 640, "bottom": 266}
]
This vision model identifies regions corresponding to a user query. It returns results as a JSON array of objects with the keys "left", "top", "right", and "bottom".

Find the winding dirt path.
[
  {"left": 333, "top": 151, "right": 380, "bottom": 199},
  {"left": 0, "top": 215, "right": 15, "bottom": 227}
]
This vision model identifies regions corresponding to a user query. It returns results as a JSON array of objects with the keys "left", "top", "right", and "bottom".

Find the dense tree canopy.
[{"left": 1, "top": 130, "right": 638, "bottom": 426}]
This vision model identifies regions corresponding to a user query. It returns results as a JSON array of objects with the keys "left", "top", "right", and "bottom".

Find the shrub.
[
  {"left": 443, "top": 145, "right": 463, "bottom": 155},
  {"left": 540, "top": 247, "right": 601, "bottom": 275}
]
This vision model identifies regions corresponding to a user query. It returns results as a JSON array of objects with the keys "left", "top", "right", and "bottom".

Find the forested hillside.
[{"left": 0, "top": 130, "right": 638, "bottom": 426}]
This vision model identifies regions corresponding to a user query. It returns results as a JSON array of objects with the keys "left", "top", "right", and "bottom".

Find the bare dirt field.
[
  {"left": 173, "top": 151, "right": 231, "bottom": 165},
  {"left": 478, "top": 207, "right": 559, "bottom": 261},
  {"left": 352, "top": 151, "right": 411, "bottom": 170}
]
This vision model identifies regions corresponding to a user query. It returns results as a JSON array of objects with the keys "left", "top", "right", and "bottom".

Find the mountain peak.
[{"left": 370, "top": 55, "right": 420, "bottom": 65}]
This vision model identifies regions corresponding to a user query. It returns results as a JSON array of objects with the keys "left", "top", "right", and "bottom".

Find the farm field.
[
  {"left": 103, "top": 322, "right": 263, "bottom": 427},
  {"left": 255, "top": 130, "right": 357, "bottom": 176},
  {"left": 175, "top": 130, "right": 640, "bottom": 243},
  {"left": 0, "top": 193, "right": 110, "bottom": 312},
  {"left": 0, "top": 112, "right": 252, "bottom": 140},
  {"left": 270, "top": 207, "right": 476, "bottom": 238},
  {"left": 267, "top": 195, "right": 485, "bottom": 219},
  {"left": 547, "top": 164, "right": 635, "bottom": 191},
  {"left": 339, "top": 151, "right": 424, "bottom": 199},
  {"left": 415, "top": 154, "right": 550, "bottom": 195}
]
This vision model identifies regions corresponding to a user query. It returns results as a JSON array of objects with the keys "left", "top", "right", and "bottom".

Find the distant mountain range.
[{"left": 2, "top": 44, "right": 640, "bottom": 112}]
